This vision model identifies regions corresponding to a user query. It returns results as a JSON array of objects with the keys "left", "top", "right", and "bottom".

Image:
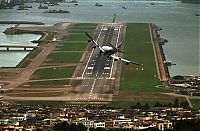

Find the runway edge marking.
[
  {"left": 109, "top": 24, "right": 122, "bottom": 79},
  {"left": 81, "top": 25, "right": 105, "bottom": 78}
]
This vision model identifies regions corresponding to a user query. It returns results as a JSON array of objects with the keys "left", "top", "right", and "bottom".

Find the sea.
[{"left": 0, "top": 0, "right": 199, "bottom": 76}]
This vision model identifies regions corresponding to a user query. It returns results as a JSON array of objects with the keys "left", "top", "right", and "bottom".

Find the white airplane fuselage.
[
  {"left": 85, "top": 31, "right": 142, "bottom": 66},
  {"left": 101, "top": 46, "right": 116, "bottom": 55}
]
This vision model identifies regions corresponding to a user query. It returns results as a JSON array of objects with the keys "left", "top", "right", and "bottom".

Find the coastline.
[
  {"left": 150, "top": 24, "right": 170, "bottom": 86},
  {"left": 0, "top": 21, "right": 44, "bottom": 25},
  {"left": 0, "top": 23, "right": 51, "bottom": 68},
  {"left": 16, "top": 32, "right": 49, "bottom": 68}
]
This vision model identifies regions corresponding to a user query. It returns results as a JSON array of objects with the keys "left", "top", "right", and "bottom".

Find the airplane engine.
[
  {"left": 88, "top": 39, "right": 92, "bottom": 43},
  {"left": 93, "top": 46, "right": 97, "bottom": 49},
  {"left": 126, "top": 62, "right": 130, "bottom": 65},
  {"left": 100, "top": 50, "right": 103, "bottom": 54},
  {"left": 114, "top": 58, "right": 118, "bottom": 61}
]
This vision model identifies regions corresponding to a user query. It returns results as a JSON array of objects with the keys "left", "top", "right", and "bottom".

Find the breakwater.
[{"left": 0, "top": 21, "right": 44, "bottom": 25}]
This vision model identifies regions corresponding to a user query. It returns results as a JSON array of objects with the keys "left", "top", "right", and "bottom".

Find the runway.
[{"left": 69, "top": 23, "right": 125, "bottom": 102}]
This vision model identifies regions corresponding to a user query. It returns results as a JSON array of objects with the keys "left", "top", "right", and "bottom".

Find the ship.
[
  {"left": 66, "top": 0, "right": 78, "bottom": 3},
  {"left": 24, "top": 5, "right": 32, "bottom": 8},
  {"left": 95, "top": 3, "right": 103, "bottom": 6},
  {"left": 122, "top": 6, "right": 127, "bottom": 9},
  {"left": 44, "top": 10, "right": 70, "bottom": 13},
  {"left": 38, "top": 3, "right": 48, "bottom": 9},
  {"left": 17, "top": 5, "right": 28, "bottom": 10}
]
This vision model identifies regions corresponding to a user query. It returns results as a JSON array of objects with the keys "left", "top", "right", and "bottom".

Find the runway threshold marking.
[
  {"left": 81, "top": 25, "right": 105, "bottom": 78},
  {"left": 109, "top": 25, "right": 122, "bottom": 79}
]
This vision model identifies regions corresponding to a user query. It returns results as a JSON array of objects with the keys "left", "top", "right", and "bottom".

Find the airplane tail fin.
[
  {"left": 108, "top": 43, "right": 118, "bottom": 52},
  {"left": 112, "top": 13, "right": 116, "bottom": 23}
]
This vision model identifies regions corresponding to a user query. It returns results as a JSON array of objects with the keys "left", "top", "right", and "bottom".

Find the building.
[
  {"left": 93, "top": 121, "right": 105, "bottom": 129},
  {"left": 155, "top": 120, "right": 173, "bottom": 131}
]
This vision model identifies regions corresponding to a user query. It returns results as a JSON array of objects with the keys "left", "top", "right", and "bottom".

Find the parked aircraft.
[{"left": 85, "top": 32, "right": 142, "bottom": 66}]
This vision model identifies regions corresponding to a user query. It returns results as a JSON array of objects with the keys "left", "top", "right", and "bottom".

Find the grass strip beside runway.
[
  {"left": 112, "top": 23, "right": 182, "bottom": 107},
  {"left": 48, "top": 52, "right": 83, "bottom": 63},
  {"left": 64, "top": 33, "right": 87, "bottom": 41},
  {"left": 58, "top": 39, "right": 88, "bottom": 51},
  {"left": 31, "top": 66, "right": 75, "bottom": 80}
]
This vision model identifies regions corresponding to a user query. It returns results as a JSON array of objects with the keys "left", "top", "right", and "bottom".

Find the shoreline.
[
  {"left": 0, "top": 24, "right": 52, "bottom": 68},
  {"left": 0, "top": 21, "right": 44, "bottom": 25},
  {"left": 16, "top": 32, "right": 48, "bottom": 68},
  {"left": 150, "top": 24, "right": 170, "bottom": 86}
]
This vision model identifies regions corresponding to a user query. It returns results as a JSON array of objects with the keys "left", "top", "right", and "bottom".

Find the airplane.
[{"left": 85, "top": 32, "right": 142, "bottom": 66}]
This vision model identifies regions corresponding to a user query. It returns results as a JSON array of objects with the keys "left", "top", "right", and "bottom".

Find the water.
[
  {"left": 0, "top": 25, "right": 41, "bottom": 67},
  {"left": 0, "top": 0, "right": 199, "bottom": 76}
]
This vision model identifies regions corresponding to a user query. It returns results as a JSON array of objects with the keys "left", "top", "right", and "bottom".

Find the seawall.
[
  {"left": 150, "top": 24, "right": 170, "bottom": 86},
  {"left": 0, "top": 21, "right": 44, "bottom": 25}
]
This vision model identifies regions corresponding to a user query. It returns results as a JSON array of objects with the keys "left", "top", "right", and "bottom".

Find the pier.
[{"left": 0, "top": 45, "right": 38, "bottom": 51}]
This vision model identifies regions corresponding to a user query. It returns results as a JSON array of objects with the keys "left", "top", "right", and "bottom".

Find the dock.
[{"left": 0, "top": 45, "right": 38, "bottom": 51}]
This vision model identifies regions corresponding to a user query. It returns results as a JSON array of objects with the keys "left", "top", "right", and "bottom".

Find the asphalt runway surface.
[{"left": 69, "top": 23, "right": 125, "bottom": 102}]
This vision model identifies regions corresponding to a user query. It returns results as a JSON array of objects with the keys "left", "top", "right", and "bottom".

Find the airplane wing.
[
  {"left": 111, "top": 55, "right": 142, "bottom": 66},
  {"left": 108, "top": 43, "right": 126, "bottom": 54},
  {"left": 85, "top": 32, "right": 105, "bottom": 53},
  {"left": 117, "top": 40, "right": 124, "bottom": 48}
]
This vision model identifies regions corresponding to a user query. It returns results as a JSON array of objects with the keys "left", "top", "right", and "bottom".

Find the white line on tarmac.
[
  {"left": 109, "top": 25, "right": 122, "bottom": 79},
  {"left": 81, "top": 25, "right": 105, "bottom": 78},
  {"left": 88, "top": 78, "right": 97, "bottom": 99}
]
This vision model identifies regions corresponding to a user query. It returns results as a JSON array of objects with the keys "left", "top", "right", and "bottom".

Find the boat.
[
  {"left": 24, "top": 5, "right": 32, "bottom": 8},
  {"left": 48, "top": 3, "right": 54, "bottom": 6},
  {"left": 195, "top": 14, "right": 200, "bottom": 16},
  {"left": 151, "top": 2, "right": 155, "bottom": 5},
  {"left": 44, "top": 1, "right": 50, "bottom": 4},
  {"left": 38, "top": 3, "right": 48, "bottom": 9},
  {"left": 54, "top": 3, "right": 59, "bottom": 5},
  {"left": 95, "top": 3, "right": 102, "bottom": 6},
  {"left": 66, "top": 0, "right": 78, "bottom": 3},
  {"left": 122, "top": 6, "right": 127, "bottom": 9},
  {"left": 17, "top": 5, "right": 28, "bottom": 10},
  {"left": 44, "top": 10, "right": 70, "bottom": 13}
]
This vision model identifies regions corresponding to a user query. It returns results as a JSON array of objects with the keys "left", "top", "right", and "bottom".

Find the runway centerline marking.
[
  {"left": 88, "top": 78, "right": 97, "bottom": 99},
  {"left": 95, "top": 24, "right": 117, "bottom": 77},
  {"left": 81, "top": 25, "right": 105, "bottom": 78}
]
